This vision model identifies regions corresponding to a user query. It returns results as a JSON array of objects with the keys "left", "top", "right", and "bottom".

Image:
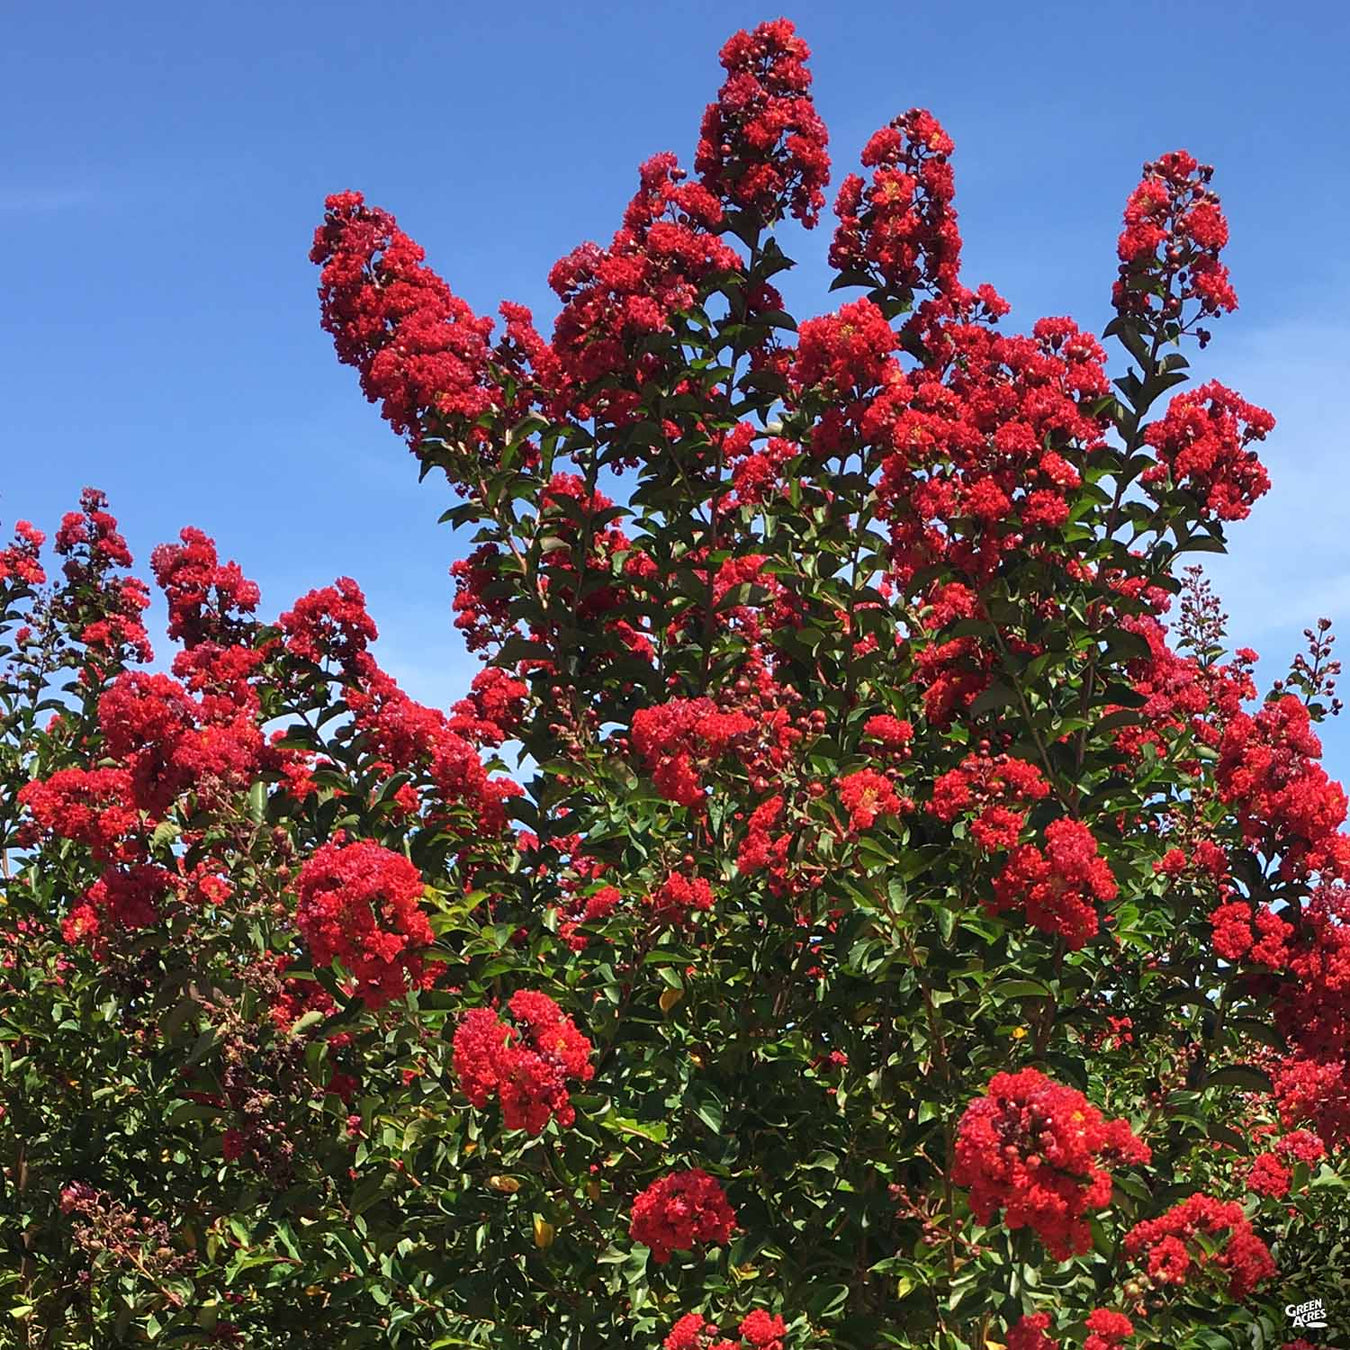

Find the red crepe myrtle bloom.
[
  {"left": 836, "top": 768, "right": 903, "bottom": 831},
  {"left": 696, "top": 18, "right": 829, "bottom": 228},
  {"left": 311, "top": 190, "right": 498, "bottom": 451},
  {"left": 1114, "top": 150, "right": 1238, "bottom": 327},
  {"left": 1123, "top": 1193, "right": 1275, "bottom": 1297},
  {"left": 1083, "top": 1309, "right": 1133, "bottom": 1350},
  {"left": 952, "top": 1068, "right": 1150, "bottom": 1259},
  {"left": 451, "top": 991, "right": 594, "bottom": 1135},
  {"left": 0, "top": 520, "right": 46, "bottom": 586},
  {"left": 631, "top": 698, "right": 754, "bottom": 808},
  {"left": 295, "top": 838, "right": 433, "bottom": 1009},
  {"left": 990, "top": 818, "right": 1117, "bottom": 949},
  {"left": 1142, "top": 381, "right": 1273, "bottom": 522},
  {"left": 830, "top": 108, "right": 961, "bottom": 299},
  {"left": 1005, "top": 1313, "right": 1060, "bottom": 1350},
  {"left": 630, "top": 1169, "right": 736, "bottom": 1263}
]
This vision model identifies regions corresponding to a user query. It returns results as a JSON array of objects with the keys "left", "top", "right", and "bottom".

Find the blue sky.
[{"left": 3, "top": 0, "right": 1348, "bottom": 767}]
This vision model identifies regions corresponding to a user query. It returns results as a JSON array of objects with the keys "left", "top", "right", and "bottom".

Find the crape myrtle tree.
[{"left": 2, "top": 17, "right": 1348, "bottom": 1350}]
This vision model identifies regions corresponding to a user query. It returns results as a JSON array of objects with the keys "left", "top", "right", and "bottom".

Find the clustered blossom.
[
  {"left": 647, "top": 872, "right": 715, "bottom": 926},
  {"left": 830, "top": 109, "right": 961, "bottom": 298},
  {"left": 1084, "top": 1309, "right": 1134, "bottom": 1350},
  {"left": 1142, "top": 381, "right": 1273, "bottom": 522},
  {"left": 696, "top": 18, "right": 829, "bottom": 228},
  {"left": 1271, "top": 881, "right": 1350, "bottom": 1145},
  {"left": 990, "top": 818, "right": 1117, "bottom": 949},
  {"left": 861, "top": 314, "right": 1111, "bottom": 607},
  {"left": 630, "top": 1169, "right": 737, "bottom": 1263},
  {"left": 0, "top": 519, "right": 45, "bottom": 586},
  {"left": 549, "top": 154, "right": 740, "bottom": 420},
  {"left": 1209, "top": 899, "right": 1292, "bottom": 968},
  {"left": 1114, "top": 150, "right": 1238, "bottom": 328},
  {"left": 1122, "top": 1193, "right": 1276, "bottom": 1297},
  {"left": 53, "top": 488, "right": 153, "bottom": 669},
  {"left": 294, "top": 838, "right": 434, "bottom": 1009},
  {"left": 98, "top": 668, "right": 264, "bottom": 816},
  {"left": 1216, "top": 693, "right": 1346, "bottom": 872},
  {"left": 631, "top": 698, "right": 755, "bottom": 808},
  {"left": 929, "top": 751, "right": 1049, "bottom": 852},
  {"left": 665, "top": 1310, "right": 788, "bottom": 1350},
  {"left": 150, "top": 527, "right": 260, "bottom": 647},
  {"left": 1245, "top": 1129, "right": 1327, "bottom": 1199},
  {"left": 1006, "top": 1312, "right": 1059, "bottom": 1350},
  {"left": 952, "top": 1068, "right": 1150, "bottom": 1259},
  {"left": 835, "top": 767, "right": 904, "bottom": 831},
  {"left": 279, "top": 577, "right": 380, "bottom": 674},
  {"left": 310, "top": 190, "right": 498, "bottom": 451},
  {"left": 452, "top": 990, "right": 595, "bottom": 1135},
  {"left": 61, "top": 864, "right": 172, "bottom": 949},
  {"left": 18, "top": 767, "right": 140, "bottom": 860}
]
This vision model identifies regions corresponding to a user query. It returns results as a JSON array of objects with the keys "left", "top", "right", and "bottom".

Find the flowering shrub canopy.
[{"left": 2, "top": 17, "right": 1349, "bottom": 1349}]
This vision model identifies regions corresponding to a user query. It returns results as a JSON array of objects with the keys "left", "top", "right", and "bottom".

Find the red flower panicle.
[
  {"left": 990, "top": 818, "right": 1117, "bottom": 949},
  {"left": 1005, "top": 1313, "right": 1060, "bottom": 1350},
  {"left": 1083, "top": 1309, "right": 1133, "bottom": 1350},
  {"left": 311, "top": 190, "right": 498, "bottom": 452},
  {"left": 0, "top": 520, "right": 46, "bottom": 586},
  {"left": 1123, "top": 1193, "right": 1275, "bottom": 1297},
  {"left": 952, "top": 1068, "right": 1150, "bottom": 1259},
  {"left": 151, "top": 528, "right": 260, "bottom": 647},
  {"left": 631, "top": 698, "right": 754, "bottom": 808},
  {"left": 1142, "top": 381, "right": 1273, "bottom": 522},
  {"left": 1114, "top": 150, "right": 1238, "bottom": 331},
  {"left": 451, "top": 991, "right": 594, "bottom": 1135},
  {"left": 295, "top": 839, "right": 433, "bottom": 1009},
  {"left": 696, "top": 18, "right": 829, "bottom": 228},
  {"left": 830, "top": 109, "right": 961, "bottom": 299},
  {"left": 630, "top": 1169, "right": 736, "bottom": 1263}
]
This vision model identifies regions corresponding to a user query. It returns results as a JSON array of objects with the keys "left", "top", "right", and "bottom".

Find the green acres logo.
[{"left": 1286, "top": 1297, "right": 1328, "bottom": 1330}]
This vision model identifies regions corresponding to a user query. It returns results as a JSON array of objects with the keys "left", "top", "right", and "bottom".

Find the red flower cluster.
[
  {"left": 0, "top": 520, "right": 45, "bottom": 586},
  {"left": 631, "top": 698, "right": 755, "bottom": 808},
  {"left": 150, "top": 527, "right": 260, "bottom": 647},
  {"left": 1114, "top": 150, "right": 1238, "bottom": 326},
  {"left": 1209, "top": 899, "right": 1291, "bottom": 968},
  {"left": 549, "top": 154, "right": 739, "bottom": 416},
  {"left": 630, "top": 1169, "right": 737, "bottom": 1263},
  {"left": 18, "top": 767, "right": 139, "bottom": 860},
  {"left": 864, "top": 315, "right": 1109, "bottom": 594},
  {"left": 647, "top": 872, "right": 715, "bottom": 926},
  {"left": 1272, "top": 881, "right": 1350, "bottom": 1145},
  {"left": 1122, "top": 1192, "right": 1276, "bottom": 1297},
  {"left": 98, "top": 669, "right": 263, "bottom": 816},
  {"left": 1216, "top": 693, "right": 1346, "bottom": 872},
  {"left": 294, "top": 838, "right": 433, "bottom": 1009},
  {"left": 62, "top": 864, "right": 172, "bottom": 949},
  {"left": 990, "top": 818, "right": 1117, "bottom": 949},
  {"left": 835, "top": 767, "right": 904, "bottom": 832},
  {"left": 830, "top": 109, "right": 960, "bottom": 298},
  {"left": 929, "top": 752, "right": 1049, "bottom": 852},
  {"left": 1083, "top": 1309, "right": 1134, "bottom": 1350},
  {"left": 696, "top": 18, "right": 829, "bottom": 229},
  {"left": 952, "top": 1068, "right": 1150, "bottom": 1259},
  {"left": 311, "top": 190, "right": 498, "bottom": 450},
  {"left": 736, "top": 795, "right": 792, "bottom": 884},
  {"left": 53, "top": 489, "right": 153, "bottom": 669},
  {"left": 1142, "top": 381, "right": 1274, "bottom": 522},
  {"left": 279, "top": 577, "right": 379, "bottom": 675},
  {"left": 451, "top": 991, "right": 594, "bottom": 1135},
  {"left": 665, "top": 1310, "right": 787, "bottom": 1350},
  {"left": 348, "top": 666, "right": 522, "bottom": 836},
  {"left": 1006, "top": 1313, "right": 1059, "bottom": 1350}
]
